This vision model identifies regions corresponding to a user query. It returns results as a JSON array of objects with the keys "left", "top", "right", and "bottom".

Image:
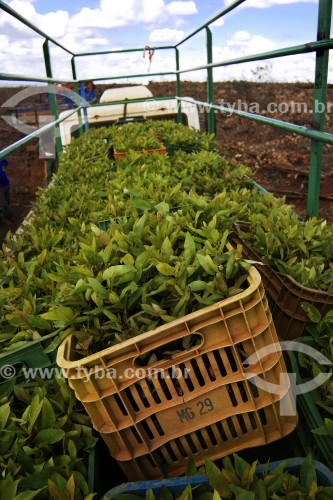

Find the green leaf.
[
  {"left": 44, "top": 328, "right": 73, "bottom": 353},
  {"left": 312, "top": 425, "right": 329, "bottom": 436},
  {"left": 27, "top": 394, "right": 44, "bottom": 434},
  {"left": 67, "top": 475, "right": 75, "bottom": 500},
  {"left": 301, "top": 302, "right": 321, "bottom": 323},
  {"left": 300, "top": 453, "right": 317, "bottom": 491},
  {"left": 0, "top": 402, "right": 10, "bottom": 430},
  {"left": 135, "top": 250, "right": 153, "bottom": 271},
  {"left": 156, "top": 262, "right": 175, "bottom": 276},
  {"left": 178, "top": 484, "right": 192, "bottom": 500},
  {"left": 41, "top": 306, "right": 74, "bottom": 324},
  {"left": 317, "top": 487, "right": 333, "bottom": 499},
  {"left": 121, "top": 253, "right": 135, "bottom": 266},
  {"left": 233, "top": 454, "right": 251, "bottom": 479},
  {"left": 91, "top": 291, "right": 103, "bottom": 307},
  {"left": 184, "top": 232, "right": 196, "bottom": 262},
  {"left": 0, "top": 479, "right": 19, "bottom": 500},
  {"left": 205, "top": 458, "right": 228, "bottom": 496},
  {"left": 102, "top": 264, "right": 136, "bottom": 280},
  {"left": 252, "top": 478, "right": 267, "bottom": 500},
  {"left": 54, "top": 455, "right": 71, "bottom": 467},
  {"left": 47, "top": 480, "right": 68, "bottom": 500},
  {"left": 35, "top": 428, "right": 65, "bottom": 445},
  {"left": 128, "top": 199, "right": 153, "bottom": 210},
  {"left": 50, "top": 471, "right": 69, "bottom": 491},
  {"left": 72, "top": 470, "right": 90, "bottom": 497},
  {"left": 68, "top": 439, "right": 77, "bottom": 461},
  {"left": 188, "top": 280, "right": 207, "bottom": 291},
  {"left": 20, "top": 470, "right": 54, "bottom": 489},
  {"left": 158, "top": 487, "right": 174, "bottom": 500},
  {"left": 324, "top": 418, "right": 333, "bottom": 437},
  {"left": 155, "top": 202, "right": 170, "bottom": 215},
  {"left": 222, "top": 455, "right": 236, "bottom": 474},
  {"left": 196, "top": 254, "right": 218, "bottom": 275},
  {"left": 102, "top": 240, "right": 113, "bottom": 263},
  {"left": 228, "top": 485, "right": 255, "bottom": 500},
  {"left": 69, "top": 266, "right": 94, "bottom": 277},
  {"left": 161, "top": 237, "right": 173, "bottom": 256},
  {"left": 27, "top": 314, "right": 51, "bottom": 330},
  {"left": 226, "top": 252, "right": 235, "bottom": 279},
  {"left": 16, "top": 448, "right": 35, "bottom": 474},
  {"left": 145, "top": 489, "right": 156, "bottom": 500},
  {"left": 133, "top": 213, "right": 148, "bottom": 236},
  {"left": 41, "top": 398, "right": 56, "bottom": 429},
  {"left": 218, "top": 229, "right": 229, "bottom": 253},
  {"left": 87, "top": 278, "right": 109, "bottom": 298},
  {"left": 221, "top": 469, "right": 241, "bottom": 487},
  {"left": 186, "top": 457, "right": 197, "bottom": 476},
  {"left": 13, "top": 489, "right": 46, "bottom": 500}
]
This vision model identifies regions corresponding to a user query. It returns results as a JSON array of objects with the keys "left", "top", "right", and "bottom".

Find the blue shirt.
[{"left": 0, "top": 159, "right": 9, "bottom": 188}]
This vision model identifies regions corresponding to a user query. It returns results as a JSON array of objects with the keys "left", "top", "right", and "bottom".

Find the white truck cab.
[{"left": 59, "top": 85, "right": 200, "bottom": 145}]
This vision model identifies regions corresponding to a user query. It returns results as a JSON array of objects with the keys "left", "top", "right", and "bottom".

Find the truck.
[{"left": 58, "top": 85, "right": 200, "bottom": 146}]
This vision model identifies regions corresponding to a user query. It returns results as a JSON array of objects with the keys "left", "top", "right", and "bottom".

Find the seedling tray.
[{"left": 0, "top": 331, "right": 57, "bottom": 381}]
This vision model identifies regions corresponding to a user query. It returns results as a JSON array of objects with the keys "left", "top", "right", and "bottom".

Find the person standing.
[{"left": 0, "top": 159, "right": 14, "bottom": 222}]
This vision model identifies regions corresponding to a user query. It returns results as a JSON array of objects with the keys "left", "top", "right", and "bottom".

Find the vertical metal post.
[
  {"left": 206, "top": 27, "right": 215, "bottom": 135},
  {"left": 80, "top": 82, "right": 89, "bottom": 132},
  {"left": 175, "top": 48, "right": 182, "bottom": 124},
  {"left": 71, "top": 56, "right": 84, "bottom": 137},
  {"left": 42, "top": 39, "right": 62, "bottom": 157},
  {"left": 307, "top": 0, "right": 332, "bottom": 218}
]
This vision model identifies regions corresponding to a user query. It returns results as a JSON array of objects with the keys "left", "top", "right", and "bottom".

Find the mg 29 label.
[{"left": 176, "top": 398, "right": 214, "bottom": 422}]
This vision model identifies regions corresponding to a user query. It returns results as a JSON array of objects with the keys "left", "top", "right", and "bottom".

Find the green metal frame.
[{"left": 0, "top": 0, "right": 332, "bottom": 217}]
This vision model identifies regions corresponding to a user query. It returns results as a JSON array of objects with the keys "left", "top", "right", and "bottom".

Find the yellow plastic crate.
[
  {"left": 115, "top": 393, "right": 297, "bottom": 481},
  {"left": 57, "top": 266, "right": 297, "bottom": 479}
]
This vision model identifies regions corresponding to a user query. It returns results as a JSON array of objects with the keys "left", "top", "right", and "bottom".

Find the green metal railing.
[{"left": 0, "top": 0, "right": 332, "bottom": 217}]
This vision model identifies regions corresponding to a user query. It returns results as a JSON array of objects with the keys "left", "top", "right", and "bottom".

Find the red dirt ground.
[{"left": 1, "top": 81, "right": 333, "bottom": 241}]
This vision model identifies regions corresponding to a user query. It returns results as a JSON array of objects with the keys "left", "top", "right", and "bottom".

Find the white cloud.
[
  {"left": 84, "top": 37, "right": 110, "bottom": 47},
  {"left": 35, "top": 10, "right": 69, "bottom": 38},
  {"left": 211, "top": 17, "right": 225, "bottom": 27},
  {"left": 0, "top": 1, "right": 69, "bottom": 38},
  {"left": 140, "top": 0, "right": 167, "bottom": 23},
  {"left": 208, "top": 31, "right": 318, "bottom": 82},
  {"left": 224, "top": 0, "right": 316, "bottom": 8},
  {"left": 0, "top": 1, "right": 35, "bottom": 37},
  {"left": 174, "top": 17, "right": 186, "bottom": 27},
  {"left": 150, "top": 28, "right": 184, "bottom": 42},
  {"left": 69, "top": 6, "right": 129, "bottom": 29},
  {"left": 166, "top": 1, "right": 198, "bottom": 15},
  {"left": 69, "top": 1, "right": 197, "bottom": 30},
  {"left": 230, "top": 31, "right": 252, "bottom": 42},
  {"left": 0, "top": 34, "right": 9, "bottom": 50},
  {"left": 225, "top": 30, "right": 275, "bottom": 55}
]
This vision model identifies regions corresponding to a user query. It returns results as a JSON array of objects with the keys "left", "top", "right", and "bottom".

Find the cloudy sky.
[{"left": 0, "top": 0, "right": 329, "bottom": 84}]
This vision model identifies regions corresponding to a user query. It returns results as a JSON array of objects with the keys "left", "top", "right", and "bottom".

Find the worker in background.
[
  {"left": 84, "top": 81, "right": 96, "bottom": 103},
  {"left": 0, "top": 159, "right": 14, "bottom": 223}
]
